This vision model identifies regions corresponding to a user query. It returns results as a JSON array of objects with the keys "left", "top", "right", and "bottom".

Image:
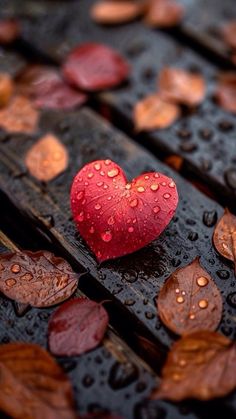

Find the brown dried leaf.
[
  {"left": 213, "top": 208, "right": 236, "bottom": 273},
  {"left": 0, "top": 19, "right": 20, "bottom": 44},
  {"left": 0, "top": 73, "right": 13, "bottom": 107},
  {"left": 25, "top": 133, "right": 69, "bottom": 182},
  {"left": 0, "top": 342, "right": 76, "bottom": 419},
  {"left": 157, "top": 258, "right": 223, "bottom": 335},
  {"left": 91, "top": 0, "right": 144, "bottom": 25},
  {"left": 0, "top": 250, "right": 78, "bottom": 307},
  {"left": 215, "top": 73, "right": 236, "bottom": 114},
  {"left": 151, "top": 331, "right": 236, "bottom": 401},
  {"left": 133, "top": 94, "right": 180, "bottom": 131},
  {"left": 0, "top": 95, "right": 39, "bottom": 134},
  {"left": 222, "top": 21, "right": 236, "bottom": 50},
  {"left": 158, "top": 67, "right": 206, "bottom": 107},
  {"left": 145, "top": 0, "right": 184, "bottom": 28}
]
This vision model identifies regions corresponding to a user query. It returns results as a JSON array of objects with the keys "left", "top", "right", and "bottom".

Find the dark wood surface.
[
  {"left": 2, "top": 0, "right": 236, "bottom": 205},
  {"left": 0, "top": 106, "right": 235, "bottom": 349},
  {"left": 1, "top": 230, "right": 180, "bottom": 419},
  {"left": 0, "top": 1, "right": 235, "bottom": 417}
]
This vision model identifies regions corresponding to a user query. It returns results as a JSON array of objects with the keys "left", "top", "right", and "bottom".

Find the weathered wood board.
[{"left": 3, "top": 0, "right": 236, "bottom": 204}]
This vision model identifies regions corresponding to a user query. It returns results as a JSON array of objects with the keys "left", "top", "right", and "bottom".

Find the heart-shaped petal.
[{"left": 71, "top": 160, "right": 178, "bottom": 262}]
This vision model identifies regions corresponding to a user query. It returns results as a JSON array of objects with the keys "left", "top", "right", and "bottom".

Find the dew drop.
[
  {"left": 100, "top": 170, "right": 105, "bottom": 176},
  {"left": 197, "top": 276, "right": 209, "bottom": 287},
  {"left": 189, "top": 313, "right": 195, "bottom": 320},
  {"left": 89, "top": 226, "right": 95, "bottom": 234},
  {"left": 176, "top": 296, "right": 184, "bottom": 304},
  {"left": 105, "top": 159, "right": 111, "bottom": 165},
  {"left": 76, "top": 191, "right": 84, "bottom": 200},
  {"left": 161, "top": 182, "right": 167, "bottom": 186},
  {"left": 154, "top": 173, "right": 159, "bottom": 178},
  {"left": 175, "top": 288, "right": 180, "bottom": 294},
  {"left": 103, "top": 184, "right": 108, "bottom": 189},
  {"left": 179, "top": 359, "right": 187, "bottom": 367},
  {"left": 133, "top": 218, "right": 137, "bottom": 224},
  {"left": 87, "top": 172, "right": 94, "bottom": 179},
  {"left": 150, "top": 184, "right": 159, "bottom": 191},
  {"left": 137, "top": 186, "right": 145, "bottom": 192},
  {"left": 107, "top": 196, "right": 112, "bottom": 201},
  {"left": 126, "top": 184, "right": 131, "bottom": 190},
  {"left": 76, "top": 212, "right": 84, "bottom": 222},
  {"left": 169, "top": 181, "right": 175, "bottom": 188},
  {"left": 94, "top": 163, "right": 101, "bottom": 170},
  {"left": 130, "top": 198, "right": 138, "bottom": 208},
  {"left": 108, "top": 168, "right": 119, "bottom": 178},
  {"left": 108, "top": 216, "right": 115, "bottom": 225},
  {"left": 144, "top": 175, "right": 149, "bottom": 180},
  {"left": 95, "top": 203, "right": 101, "bottom": 210},
  {"left": 101, "top": 231, "right": 112, "bottom": 242},
  {"left": 5, "top": 278, "right": 16, "bottom": 287},
  {"left": 11, "top": 264, "right": 21, "bottom": 273},
  {"left": 163, "top": 193, "right": 171, "bottom": 199},
  {"left": 198, "top": 299, "right": 208, "bottom": 309},
  {"left": 97, "top": 181, "right": 103, "bottom": 187},
  {"left": 153, "top": 206, "right": 160, "bottom": 214},
  {"left": 128, "top": 226, "right": 134, "bottom": 233}
]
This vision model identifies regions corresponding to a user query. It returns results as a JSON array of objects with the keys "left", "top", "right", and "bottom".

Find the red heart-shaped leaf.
[
  {"left": 48, "top": 298, "right": 109, "bottom": 356},
  {"left": 71, "top": 160, "right": 178, "bottom": 262},
  {"left": 63, "top": 43, "right": 130, "bottom": 91}
]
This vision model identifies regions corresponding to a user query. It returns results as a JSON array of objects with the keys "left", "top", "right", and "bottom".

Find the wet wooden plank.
[
  {"left": 0, "top": 46, "right": 25, "bottom": 76},
  {"left": 0, "top": 230, "right": 181, "bottom": 419},
  {"left": 179, "top": 0, "right": 236, "bottom": 66},
  {"left": 0, "top": 107, "right": 236, "bottom": 415},
  {"left": 6, "top": 0, "right": 236, "bottom": 204},
  {"left": 0, "top": 106, "right": 235, "bottom": 345}
]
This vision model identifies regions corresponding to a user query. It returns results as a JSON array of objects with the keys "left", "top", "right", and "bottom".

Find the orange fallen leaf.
[
  {"left": 25, "top": 133, "right": 69, "bottom": 182},
  {"left": 151, "top": 331, "right": 236, "bottom": 401},
  {"left": 133, "top": 94, "right": 180, "bottom": 131},
  {"left": 215, "top": 73, "right": 236, "bottom": 114},
  {"left": 0, "top": 342, "right": 76, "bottom": 419},
  {"left": 91, "top": 0, "right": 144, "bottom": 25},
  {"left": 164, "top": 155, "right": 183, "bottom": 172},
  {"left": 145, "top": 0, "right": 184, "bottom": 28},
  {"left": 158, "top": 67, "right": 206, "bottom": 107},
  {"left": 222, "top": 21, "right": 236, "bottom": 50},
  {"left": 213, "top": 208, "right": 236, "bottom": 273},
  {"left": 0, "top": 73, "right": 13, "bottom": 107},
  {"left": 0, "top": 95, "right": 39, "bottom": 134},
  {"left": 157, "top": 258, "right": 223, "bottom": 335}
]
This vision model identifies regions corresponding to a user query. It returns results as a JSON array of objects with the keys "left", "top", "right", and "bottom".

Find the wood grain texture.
[{"left": 3, "top": 0, "right": 236, "bottom": 204}]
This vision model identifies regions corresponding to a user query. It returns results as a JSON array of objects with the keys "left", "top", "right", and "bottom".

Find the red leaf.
[
  {"left": 17, "top": 65, "right": 87, "bottom": 110},
  {"left": 151, "top": 331, "right": 236, "bottom": 401},
  {"left": 157, "top": 258, "right": 223, "bottom": 335},
  {"left": 0, "top": 19, "right": 20, "bottom": 44},
  {"left": 0, "top": 342, "right": 76, "bottom": 419},
  {"left": 70, "top": 159, "right": 178, "bottom": 262},
  {"left": 48, "top": 298, "right": 109, "bottom": 356},
  {"left": 63, "top": 43, "right": 130, "bottom": 91},
  {"left": 0, "top": 250, "right": 78, "bottom": 307}
]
